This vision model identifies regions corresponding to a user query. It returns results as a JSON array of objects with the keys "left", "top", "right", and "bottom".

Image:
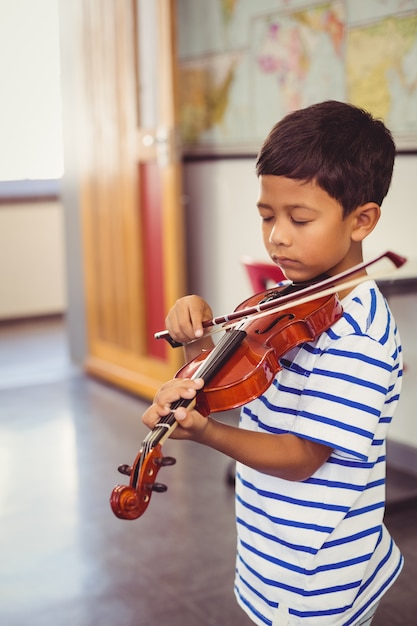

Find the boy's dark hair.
[{"left": 256, "top": 100, "right": 396, "bottom": 217}]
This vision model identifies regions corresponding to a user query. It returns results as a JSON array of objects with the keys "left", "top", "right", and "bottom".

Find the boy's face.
[{"left": 257, "top": 175, "right": 362, "bottom": 283}]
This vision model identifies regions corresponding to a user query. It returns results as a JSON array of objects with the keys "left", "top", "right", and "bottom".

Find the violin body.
[{"left": 176, "top": 289, "right": 343, "bottom": 417}]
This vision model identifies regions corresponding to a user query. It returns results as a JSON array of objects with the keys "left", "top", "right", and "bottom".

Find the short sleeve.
[{"left": 290, "top": 334, "right": 395, "bottom": 460}]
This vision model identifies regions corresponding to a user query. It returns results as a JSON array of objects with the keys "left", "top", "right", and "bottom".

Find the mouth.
[{"left": 273, "top": 256, "right": 299, "bottom": 270}]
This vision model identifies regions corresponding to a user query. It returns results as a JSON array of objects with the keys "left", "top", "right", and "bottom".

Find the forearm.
[
  {"left": 195, "top": 418, "right": 332, "bottom": 481},
  {"left": 144, "top": 377, "right": 332, "bottom": 480}
]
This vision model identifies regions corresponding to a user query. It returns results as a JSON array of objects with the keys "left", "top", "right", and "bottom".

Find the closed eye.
[{"left": 291, "top": 217, "right": 310, "bottom": 225}]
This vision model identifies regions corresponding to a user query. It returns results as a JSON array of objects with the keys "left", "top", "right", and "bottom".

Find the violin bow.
[{"left": 155, "top": 250, "right": 407, "bottom": 347}]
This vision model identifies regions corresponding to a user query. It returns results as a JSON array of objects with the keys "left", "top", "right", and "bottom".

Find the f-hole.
[{"left": 255, "top": 312, "right": 296, "bottom": 335}]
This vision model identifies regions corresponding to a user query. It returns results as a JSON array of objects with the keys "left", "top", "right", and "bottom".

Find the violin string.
[
  {"left": 147, "top": 325, "right": 249, "bottom": 448},
  {"left": 134, "top": 316, "right": 275, "bottom": 484}
]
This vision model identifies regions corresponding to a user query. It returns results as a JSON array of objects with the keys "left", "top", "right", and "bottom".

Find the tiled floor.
[{"left": 0, "top": 317, "right": 416, "bottom": 625}]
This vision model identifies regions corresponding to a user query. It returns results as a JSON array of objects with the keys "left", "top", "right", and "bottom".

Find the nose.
[{"left": 269, "top": 219, "right": 290, "bottom": 247}]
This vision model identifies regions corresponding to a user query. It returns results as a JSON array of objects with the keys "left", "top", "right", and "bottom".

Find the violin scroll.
[
  {"left": 110, "top": 444, "right": 176, "bottom": 520},
  {"left": 110, "top": 484, "right": 144, "bottom": 520}
]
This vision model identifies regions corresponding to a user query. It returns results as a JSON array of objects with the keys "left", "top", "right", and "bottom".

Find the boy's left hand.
[{"left": 142, "top": 377, "right": 208, "bottom": 440}]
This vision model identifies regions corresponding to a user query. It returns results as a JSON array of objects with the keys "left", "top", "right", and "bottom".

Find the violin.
[{"left": 110, "top": 250, "right": 406, "bottom": 521}]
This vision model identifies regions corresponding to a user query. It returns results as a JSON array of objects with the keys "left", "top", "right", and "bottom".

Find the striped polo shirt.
[{"left": 234, "top": 280, "right": 404, "bottom": 626}]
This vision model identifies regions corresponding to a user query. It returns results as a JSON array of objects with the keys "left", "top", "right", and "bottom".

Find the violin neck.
[{"left": 145, "top": 327, "right": 248, "bottom": 448}]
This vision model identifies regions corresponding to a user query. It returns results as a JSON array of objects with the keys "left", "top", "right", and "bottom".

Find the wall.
[
  {"left": 388, "top": 294, "right": 417, "bottom": 448},
  {"left": 0, "top": 201, "right": 66, "bottom": 319},
  {"left": 183, "top": 153, "right": 417, "bottom": 465},
  {"left": 58, "top": 0, "right": 87, "bottom": 365}
]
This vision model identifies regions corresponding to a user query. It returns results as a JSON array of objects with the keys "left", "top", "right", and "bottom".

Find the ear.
[{"left": 351, "top": 202, "right": 381, "bottom": 242}]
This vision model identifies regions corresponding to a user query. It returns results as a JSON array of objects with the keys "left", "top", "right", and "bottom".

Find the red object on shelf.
[{"left": 241, "top": 256, "right": 286, "bottom": 293}]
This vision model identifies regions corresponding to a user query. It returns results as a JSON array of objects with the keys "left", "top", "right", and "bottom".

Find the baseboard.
[
  {"left": 387, "top": 438, "right": 417, "bottom": 477},
  {"left": 0, "top": 312, "right": 65, "bottom": 326}
]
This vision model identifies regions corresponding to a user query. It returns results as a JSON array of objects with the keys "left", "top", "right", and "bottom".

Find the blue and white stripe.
[{"left": 234, "top": 280, "right": 403, "bottom": 625}]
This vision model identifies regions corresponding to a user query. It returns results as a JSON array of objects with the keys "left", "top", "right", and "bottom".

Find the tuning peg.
[
  {"left": 155, "top": 456, "right": 176, "bottom": 467},
  {"left": 117, "top": 464, "right": 132, "bottom": 476},
  {"left": 149, "top": 482, "right": 168, "bottom": 493}
]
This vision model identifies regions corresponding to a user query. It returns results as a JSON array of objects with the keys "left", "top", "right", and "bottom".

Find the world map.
[{"left": 176, "top": 0, "right": 417, "bottom": 153}]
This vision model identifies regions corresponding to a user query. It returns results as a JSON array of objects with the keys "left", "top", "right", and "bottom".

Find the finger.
[
  {"left": 142, "top": 403, "right": 171, "bottom": 429},
  {"left": 166, "top": 297, "right": 212, "bottom": 343},
  {"left": 166, "top": 303, "right": 196, "bottom": 344},
  {"left": 154, "top": 378, "right": 204, "bottom": 408},
  {"left": 173, "top": 405, "right": 208, "bottom": 437},
  {"left": 189, "top": 300, "right": 213, "bottom": 338}
]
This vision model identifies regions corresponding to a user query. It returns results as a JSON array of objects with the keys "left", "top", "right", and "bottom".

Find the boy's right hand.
[{"left": 165, "top": 296, "right": 214, "bottom": 355}]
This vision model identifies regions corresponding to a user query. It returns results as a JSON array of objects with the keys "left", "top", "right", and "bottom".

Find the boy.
[{"left": 142, "top": 101, "right": 403, "bottom": 625}]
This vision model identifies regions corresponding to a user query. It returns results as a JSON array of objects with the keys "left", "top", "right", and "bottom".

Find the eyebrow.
[
  {"left": 257, "top": 202, "right": 273, "bottom": 210},
  {"left": 257, "top": 201, "right": 318, "bottom": 212}
]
